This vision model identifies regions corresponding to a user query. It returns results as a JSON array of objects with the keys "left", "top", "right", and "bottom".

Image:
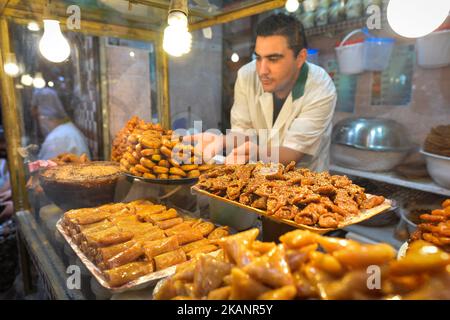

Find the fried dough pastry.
[
  {"left": 197, "top": 162, "right": 386, "bottom": 229},
  {"left": 154, "top": 228, "right": 450, "bottom": 300}
]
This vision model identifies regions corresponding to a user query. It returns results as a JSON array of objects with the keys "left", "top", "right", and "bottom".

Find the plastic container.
[
  {"left": 363, "top": 37, "right": 395, "bottom": 71},
  {"left": 307, "top": 48, "right": 320, "bottom": 65},
  {"left": 335, "top": 29, "right": 365, "bottom": 74},
  {"left": 416, "top": 29, "right": 450, "bottom": 68}
]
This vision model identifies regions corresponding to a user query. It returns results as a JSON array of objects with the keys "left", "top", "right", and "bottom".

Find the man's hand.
[
  {"left": 183, "top": 132, "right": 224, "bottom": 163},
  {"left": 225, "top": 140, "right": 259, "bottom": 164}
]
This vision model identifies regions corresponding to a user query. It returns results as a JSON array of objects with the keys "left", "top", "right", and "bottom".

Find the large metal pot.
[{"left": 331, "top": 118, "right": 413, "bottom": 171}]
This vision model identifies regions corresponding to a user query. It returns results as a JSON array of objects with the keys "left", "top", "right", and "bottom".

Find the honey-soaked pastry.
[
  {"left": 207, "top": 226, "right": 230, "bottom": 240},
  {"left": 175, "top": 229, "right": 204, "bottom": 245},
  {"left": 143, "top": 236, "right": 180, "bottom": 260},
  {"left": 186, "top": 245, "right": 218, "bottom": 259},
  {"left": 136, "top": 204, "right": 166, "bottom": 221},
  {"left": 164, "top": 222, "right": 196, "bottom": 236},
  {"left": 141, "top": 149, "right": 159, "bottom": 157},
  {"left": 243, "top": 244, "right": 294, "bottom": 288},
  {"left": 158, "top": 173, "right": 169, "bottom": 179},
  {"left": 207, "top": 286, "right": 231, "bottom": 300},
  {"left": 156, "top": 217, "right": 184, "bottom": 230},
  {"left": 158, "top": 159, "right": 170, "bottom": 168},
  {"left": 140, "top": 157, "right": 156, "bottom": 169},
  {"left": 129, "top": 167, "right": 142, "bottom": 177},
  {"left": 106, "top": 242, "right": 145, "bottom": 269},
  {"left": 135, "top": 164, "right": 151, "bottom": 174},
  {"left": 143, "top": 173, "right": 157, "bottom": 179},
  {"left": 140, "top": 136, "right": 162, "bottom": 149},
  {"left": 154, "top": 249, "right": 187, "bottom": 271},
  {"left": 160, "top": 146, "right": 173, "bottom": 158},
  {"left": 153, "top": 166, "right": 169, "bottom": 174},
  {"left": 187, "top": 170, "right": 201, "bottom": 178},
  {"left": 181, "top": 239, "right": 211, "bottom": 253},
  {"left": 169, "top": 167, "right": 187, "bottom": 177},
  {"left": 170, "top": 175, "right": 183, "bottom": 180},
  {"left": 181, "top": 164, "right": 198, "bottom": 171},
  {"left": 96, "top": 240, "right": 137, "bottom": 264},
  {"left": 151, "top": 154, "right": 162, "bottom": 162},
  {"left": 193, "top": 222, "right": 215, "bottom": 237},
  {"left": 146, "top": 209, "right": 178, "bottom": 223},
  {"left": 257, "top": 285, "right": 297, "bottom": 300},
  {"left": 193, "top": 254, "right": 232, "bottom": 297},
  {"left": 229, "top": 268, "right": 270, "bottom": 300},
  {"left": 85, "top": 227, "right": 134, "bottom": 247},
  {"left": 105, "top": 261, "right": 153, "bottom": 287}
]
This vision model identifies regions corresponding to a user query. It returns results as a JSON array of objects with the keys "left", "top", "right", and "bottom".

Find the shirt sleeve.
[
  {"left": 282, "top": 88, "right": 337, "bottom": 156},
  {"left": 230, "top": 69, "right": 253, "bottom": 130}
]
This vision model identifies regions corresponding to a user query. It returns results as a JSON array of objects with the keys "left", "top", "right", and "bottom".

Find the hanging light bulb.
[
  {"left": 33, "top": 72, "right": 46, "bottom": 89},
  {"left": 27, "top": 21, "right": 40, "bottom": 31},
  {"left": 285, "top": 0, "right": 300, "bottom": 13},
  {"left": 21, "top": 74, "right": 33, "bottom": 86},
  {"left": 3, "top": 53, "right": 20, "bottom": 77},
  {"left": 48, "top": 81, "right": 54, "bottom": 87},
  {"left": 387, "top": 0, "right": 450, "bottom": 38},
  {"left": 39, "top": 19, "right": 71, "bottom": 63},
  {"left": 163, "top": 25, "right": 192, "bottom": 57},
  {"left": 231, "top": 53, "right": 240, "bottom": 63},
  {"left": 163, "top": 0, "right": 193, "bottom": 57}
]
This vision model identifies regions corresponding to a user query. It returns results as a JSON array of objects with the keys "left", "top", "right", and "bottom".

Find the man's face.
[{"left": 255, "top": 35, "right": 305, "bottom": 96}]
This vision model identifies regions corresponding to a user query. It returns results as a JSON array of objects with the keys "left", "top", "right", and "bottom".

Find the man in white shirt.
[{"left": 187, "top": 13, "right": 337, "bottom": 171}]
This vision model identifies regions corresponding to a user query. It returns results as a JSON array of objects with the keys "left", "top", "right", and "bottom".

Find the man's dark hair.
[{"left": 256, "top": 13, "right": 308, "bottom": 57}]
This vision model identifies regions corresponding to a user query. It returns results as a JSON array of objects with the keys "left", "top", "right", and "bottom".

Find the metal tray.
[
  {"left": 125, "top": 173, "right": 198, "bottom": 185},
  {"left": 192, "top": 185, "right": 393, "bottom": 234},
  {"left": 56, "top": 219, "right": 177, "bottom": 293}
]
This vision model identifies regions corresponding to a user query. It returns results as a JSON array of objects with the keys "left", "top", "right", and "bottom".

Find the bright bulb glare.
[
  {"left": 48, "top": 81, "right": 54, "bottom": 87},
  {"left": 39, "top": 20, "right": 71, "bottom": 63},
  {"left": 21, "top": 74, "right": 33, "bottom": 86},
  {"left": 33, "top": 73, "right": 46, "bottom": 89},
  {"left": 231, "top": 53, "right": 240, "bottom": 63},
  {"left": 387, "top": 0, "right": 450, "bottom": 38},
  {"left": 129, "top": 51, "right": 135, "bottom": 57},
  {"left": 27, "top": 21, "right": 40, "bottom": 31},
  {"left": 168, "top": 11, "right": 188, "bottom": 28},
  {"left": 163, "top": 25, "right": 192, "bottom": 57},
  {"left": 4, "top": 63, "right": 19, "bottom": 76},
  {"left": 285, "top": 0, "right": 300, "bottom": 12}
]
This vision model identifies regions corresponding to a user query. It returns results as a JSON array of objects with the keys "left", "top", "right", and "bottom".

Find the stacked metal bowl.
[{"left": 331, "top": 117, "right": 413, "bottom": 172}]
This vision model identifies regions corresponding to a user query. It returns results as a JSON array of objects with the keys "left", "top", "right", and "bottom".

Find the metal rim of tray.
[
  {"left": 125, "top": 173, "right": 198, "bottom": 185},
  {"left": 191, "top": 185, "right": 393, "bottom": 234}
]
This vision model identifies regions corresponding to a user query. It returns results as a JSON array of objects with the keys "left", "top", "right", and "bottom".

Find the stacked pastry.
[
  {"left": 61, "top": 200, "right": 230, "bottom": 287},
  {"left": 424, "top": 125, "right": 450, "bottom": 157},
  {"left": 111, "top": 116, "right": 145, "bottom": 162},
  {"left": 197, "top": 162, "right": 386, "bottom": 229},
  {"left": 154, "top": 228, "right": 450, "bottom": 300},
  {"left": 410, "top": 199, "right": 450, "bottom": 252},
  {"left": 113, "top": 116, "right": 214, "bottom": 180}
]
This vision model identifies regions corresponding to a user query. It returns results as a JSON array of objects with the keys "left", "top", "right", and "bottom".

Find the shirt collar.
[{"left": 292, "top": 62, "right": 309, "bottom": 101}]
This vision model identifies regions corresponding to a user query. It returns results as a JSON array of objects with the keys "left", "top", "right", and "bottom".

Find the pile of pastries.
[
  {"left": 112, "top": 116, "right": 213, "bottom": 180},
  {"left": 197, "top": 162, "right": 385, "bottom": 229},
  {"left": 411, "top": 199, "right": 450, "bottom": 252},
  {"left": 61, "top": 200, "right": 230, "bottom": 287},
  {"left": 154, "top": 228, "right": 450, "bottom": 300},
  {"left": 424, "top": 124, "right": 450, "bottom": 157}
]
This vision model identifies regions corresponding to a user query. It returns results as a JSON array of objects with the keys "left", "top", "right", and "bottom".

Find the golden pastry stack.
[
  {"left": 113, "top": 116, "right": 214, "bottom": 180},
  {"left": 424, "top": 124, "right": 450, "bottom": 157},
  {"left": 154, "top": 228, "right": 450, "bottom": 300},
  {"left": 111, "top": 116, "right": 144, "bottom": 162},
  {"left": 61, "top": 200, "right": 230, "bottom": 287},
  {"left": 411, "top": 199, "right": 450, "bottom": 252}
]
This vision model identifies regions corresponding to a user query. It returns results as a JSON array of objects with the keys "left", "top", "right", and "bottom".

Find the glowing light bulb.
[
  {"left": 48, "top": 81, "right": 54, "bottom": 87},
  {"left": 285, "top": 0, "right": 300, "bottom": 12},
  {"left": 4, "top": 53, "right": 19, "bottom": 77},
  {"left": 39, "top": 20, "right": 71, "bottom": 63},
  {"left": 129, "top": 51, "right": 135, "bottom": 57},
  {"left": 168, "top": 11, "right": 188, "bottom": 28},
  {"left": 231, "top": 53, "right": 240, "bottom": 63},
  {"left": 163, "top": 25, "right": 192, "bottom": 57},
  {"left": 21, "top": 74, "right": 33, "bottom": 86},
  {"left": 33, "top": 73, "right": 46, "bottom": 89},
  {"left": 387, "top": 0, "right": 450, "bottom": 38},
  {"left": 27, "top": 21, "right": 40, "bottom": 31}
]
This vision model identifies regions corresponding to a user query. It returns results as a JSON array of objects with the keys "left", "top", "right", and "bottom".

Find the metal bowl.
[
  {"left": 421, "top": 150, "right": 450, "bottom": 188},
  {"left": 332, "top": 117, "right": 413, "bottom": 151}
]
